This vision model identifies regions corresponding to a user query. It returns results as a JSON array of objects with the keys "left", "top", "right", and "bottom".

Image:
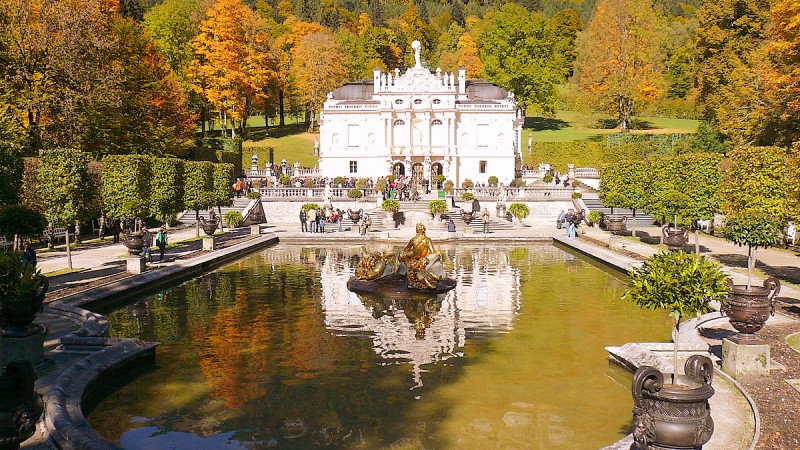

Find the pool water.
[{"left": 87, "top": 243, "right": 669, "bottom": 449}]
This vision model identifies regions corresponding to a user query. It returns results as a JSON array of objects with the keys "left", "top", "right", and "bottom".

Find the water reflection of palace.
[{"left": 320, "top": 246, "right": 521, "bottom": 388}]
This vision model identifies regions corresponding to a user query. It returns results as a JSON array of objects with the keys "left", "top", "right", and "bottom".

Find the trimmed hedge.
[
  {"left": 39, "top": 149, "right": 93, "bottom": 227},
  {"left": 184, "top": 160, "right": 214, "bottom": 212},
  {"left": 150, "top": 158, "right": 185, "bottom": 224},
  {"left": 102, "top": 154, "right": 152, "bottom": 221},
  {"left": 212, "top": 163, "right": 235, "bottom": 208}
]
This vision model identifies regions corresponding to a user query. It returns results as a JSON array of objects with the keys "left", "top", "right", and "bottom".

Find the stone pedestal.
[
  {"left": 609, "top": 235, "right": 622, "bottom": 251},
  {"left": 203, "top": 236, "right": 216, "bottom": 251},
  {"left": 126, "top": 256, "right": 146, "bottom": 274},
  {"left": 250, "top": 225, "right": 261, "bottom": 235},
  {"left": 464, "top": 226, "right": 473, "bottom": 234},
  {"left": 722, "top": 337, "right": 770, "bottom": 378},
  {"left": 0, "top": 324, "right": 45, "bottom": 368}
]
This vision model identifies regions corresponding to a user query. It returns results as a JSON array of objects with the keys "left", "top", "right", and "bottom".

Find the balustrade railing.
[
  {"left": 256, "top": 187, "right": 379, "bottom": 199},
  {"left": 453, "top": 187, "right": 574, "bottom": 201},
  {"left": 574, "top": 167, "right": 600, "bottom": 178}
]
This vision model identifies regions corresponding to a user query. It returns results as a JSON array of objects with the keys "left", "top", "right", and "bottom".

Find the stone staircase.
[
  {"left": 177, "top": 197, "right": 251, "bottom": 223},
  {"left": 581, "top": 196, "right": 654, "bottom": 228}
]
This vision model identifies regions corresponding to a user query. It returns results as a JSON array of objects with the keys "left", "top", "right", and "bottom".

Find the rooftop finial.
[{"left": 411, "top": 40, "right": 421, "bottom": 68}]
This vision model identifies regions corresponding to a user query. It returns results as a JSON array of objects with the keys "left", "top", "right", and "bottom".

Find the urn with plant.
[{"left": 624, "top": 251, "right": 729, "bottom": 449}]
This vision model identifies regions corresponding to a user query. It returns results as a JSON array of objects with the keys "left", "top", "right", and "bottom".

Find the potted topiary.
[
  {"left": 571, "top": 192, "right": 582, "bottom": 199},
  {"left": 434, "top": 174, "right": 446, "bottom": 190},
  {"left": 443, "top": 180, "right": 454, "bottom": 195},
  {"left": 348, "top": 189, "right": 364, "bottom": 201},
  {"left": 647, "top": 190, "right": 691, "bottom": 249},
  {"left": 462, "top": 178, "right": 474, "bottom": 189},
  {"left": 624, "top": 251, "right": 730, "bottom": 450},
  {"left": 428, "top": 200, "right": 446, "bottom": 221},
  {"left": 461, "top": 192, "right": 474, "bottom": 202},
  {"left": 508, "top": 203, "right": 529, "bottom": 224},
  {"left": 247, "top": 191, "right": 262, "bottom": 200},
  {"left": 223, "top": 211, "right": 244, "bottom": 228},
  {"left": 542, "top": 174, "right": 553, "bottom": 183},
  {"left": 588, "top": 211, "right": 604, "bottom": 227},
  {"left": 720, "top": 212, "right": 783, "bottom": 343},
  {"left": 381, "top": 199, "right": 400, "bottom": 221},
  {"left": 0, "top": 250, "right": 48, "bottom": 333},
  {"left": 487, "top": 176, "right": 498, "bottom": 187}
]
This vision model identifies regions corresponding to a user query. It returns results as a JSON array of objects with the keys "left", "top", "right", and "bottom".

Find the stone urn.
[
  {"left": 200, "top": 215, "right": 219, "bottom": 236},
  {"left": 461, "top": 210, "right": 474, "bottom": 225},
  {"left": 604, "top": 216, "right": 627, "bottom": 235},
  {"left": 0, "top": 275, "right": 48, "bottom": 333},
  {"left": 632, "top": 355, "right": 715, "bottom": 450},
  {"left": 347, "top": 209, "right": 362, "bottom": 223},
  {"left": 663, "top": 226, "right": 689, "bottom": 252},
  {"left": 122, "top": 231, "right": 144, "bottom": 256},
  {"left": 722, "top": 277, "right": 781, "bottom": 344},
  {"left": 0, "top": 361, "right": 43, "bottom": 450}
]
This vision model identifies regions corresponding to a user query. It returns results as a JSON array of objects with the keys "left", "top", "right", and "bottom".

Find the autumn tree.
[
  {"left": 189, "top": 0, "right": 278, "bottom": 139},
  {"left": 272, "top": 18, "right": 323, "bottom": 126},
  {"left": 694, "top": 0, "right": 770, "bottom": 145},
  {"left": 550, "top": 9, "right": 583, "bottom": 79},
  {"left": 291, "top": 30, "right": 348, "bottom": 131},
  {"left": 478, "top": 4, "right": 567, "bottom": 114},
  {"left": 574, "top": 0, "right": 665, "bottom": 131}
]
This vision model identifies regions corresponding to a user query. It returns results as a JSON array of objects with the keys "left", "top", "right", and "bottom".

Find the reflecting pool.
[{"left": 88, "top": 244, "right": 670, "bottom": 449}]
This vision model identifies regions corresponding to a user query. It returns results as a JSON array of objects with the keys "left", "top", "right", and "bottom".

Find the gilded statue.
[{"left": 352, "top": 223, "right": 448, "bottom": 291}]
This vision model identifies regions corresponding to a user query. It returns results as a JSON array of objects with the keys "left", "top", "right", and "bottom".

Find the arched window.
[
  {"left": 432, "top": 99, "right": 441, "bottom": 105},
  {"left": 393, "top": 119, "right": 405, "bottom": 126},
  {"left": 432, "top": 119, "right": 443, "bottom": 125},
  {"left": 394, "top": 99, "right": 404, "bottom": 105},
  {"left": 413, "top": 99, "right": 422, "bottom": 105}
]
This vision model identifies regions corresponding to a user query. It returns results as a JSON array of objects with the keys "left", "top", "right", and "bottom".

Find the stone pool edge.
[
  {"left": 41, "top": 233, "right": 279, "bottom": 449},
  {"left": 553, "top": 235, "right": 759, "bottom": 450}
]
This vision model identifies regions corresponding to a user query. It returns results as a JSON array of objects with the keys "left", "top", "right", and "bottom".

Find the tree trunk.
[
  {"left": 695, "top": 228, "right": 700, "bottom": 254},
  {"left": 74, "top": 221, "right": 82, "bottom": 244},
  {"left": 279, "top": 91, "right": 286, "bottom": 126},
  {"left": 200, "top": 105, "right": 206, "bottom": 138},
  {"left": 65, "top": 226, "right": 73, "bottom": 270},
  {"left": 631, "top": 209, "right": 637, "bottom": 238},
  {"left": 196, "top": 210, "right": 200, "bottom": 238},
  {"left": 747, "top": 246, "right": 755, "bottom": 289}
]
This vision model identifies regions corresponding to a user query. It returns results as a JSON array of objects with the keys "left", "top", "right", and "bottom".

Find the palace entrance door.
[
  {"left": 430, "top": 163, "right": 443, "bottom": 189},
  {"left": 393, "top": 163, "right": 405, "bottom": 177},
  {"left": 411, "top": 163, "right": 424, "bottom": 188}
]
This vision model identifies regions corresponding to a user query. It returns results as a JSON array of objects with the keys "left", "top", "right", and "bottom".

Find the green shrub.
[
  {"left": 381, "top": 199, "right": 400, "bottom": 212},
  {"left": 150, "top": 158, "right": 185, "bottom": 224},
  {"left": 102, "top": 154, "right": 151, "bottom": 221},
  {"left": 488, "top": 176, "right": 499, "bottom": 186},
  {"left": 572, "top": 192, "right": 583, "bottom": 199},
  {"left": 247, "top": 191, "right": 262, "bottom": 200},
  {"left": 223, "top": 211, "right": 244, "bottom": 228},
  {"left": 303, "top": 178, "right": 314, "bottom": 188},
  {"left": 624, "top": 251, "right": 729, "bottom": 325},
  {"left": 334, "top": 176, "right": 344, "bottom": 185},
  {"left": 435, "top": 174, "right": 446, "bottom": 184},
  {"left": 572, "top": 180, "right": 583, "bottom": 188},
  {"left": 184, "top": 161, "right": 214, "bottom": 213},
  {"left": 509, "top": 203, "right": 530, "bottom": 219},
  {"left": 543, "top": 174, "right": 553, "bottom": 183},
  {"left": 348, "top": 189, "right": 363, "bottom": 199},
  {"left": 588, "top": 211, "right": 604, "bottom": 226},
  {"left": 462, "top": 178, "right": 474, "bottom": 188},
  {"left": 279, "top": 174, "right": 291, "bottom": 186},
  {"left": 0, "top": 250, "right": 43, "bottom": 297},
  {"left": 0, "top": 206, "right": 46, "bottom": 241},
  {"left": 443, "top": 180, "right": 454, "bottom": 194},
  {"left": 212, "top": 163, "right": 235, "bottom": 208},
  {"left": 356, "top": 178, "right": 370, "bottom": 189},
  {"left": 375, "top": 178, "right": 387, "bottom": 192},
  {"left": 461, "top": 192, "right": 475, "bottom": 201},
  {"left": 428, "top": 200, "right": 447, "bottom": 214},
  {"left": 301, "top": 203, "right": 320, "bottom": 212}
]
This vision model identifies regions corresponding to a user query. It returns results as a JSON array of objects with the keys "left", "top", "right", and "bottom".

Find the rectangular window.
[
  {"left": 479, "top": 161, "right": 487, "bottom": 173},
  {"left": 349, "top": 161, "right": 358, "bottom": 173}
]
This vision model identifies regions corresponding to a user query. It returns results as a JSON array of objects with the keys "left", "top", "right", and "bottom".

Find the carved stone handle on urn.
[
  {"left": 764, "top": 277, "right": 781, "bottom": 315},
  {"left": 631, "top": 365, "right": 663, "bottom": 448}
]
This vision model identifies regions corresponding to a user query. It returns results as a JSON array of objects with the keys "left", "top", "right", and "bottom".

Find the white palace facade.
[{"left": 319, "top": 42, "right": 524, "bottom": 187}]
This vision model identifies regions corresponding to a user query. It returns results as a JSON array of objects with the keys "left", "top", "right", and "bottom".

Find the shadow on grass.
[
  {"left": 247, "top": 123, "right": 309, "bottom": 141},
  {"left": 630, "top": 118, "right": 657, "bottom": 130},
  {"left": 524, "top": 116, "right": 570, "bottom": 131},
  {"left": 713, "top": 254, "right": 800, "bottom": 285}
]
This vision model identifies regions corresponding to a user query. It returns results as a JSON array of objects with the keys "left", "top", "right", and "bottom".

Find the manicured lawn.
[{"left": 525, "top": 110, "right": 699, "bottom": 143}]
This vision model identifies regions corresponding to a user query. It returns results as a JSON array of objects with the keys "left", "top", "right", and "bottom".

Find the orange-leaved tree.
[
  {"left": 188, "top": 0, "right": 277, "bottom": 139},
  {"left": 290, "top": 30, "right": 348, "bottom": 131},
  {"left": 574, "top": 0, "right": 664, "bottom": 131}
]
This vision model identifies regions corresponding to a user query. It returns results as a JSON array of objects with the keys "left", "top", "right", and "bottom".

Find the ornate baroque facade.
[{"left": 319, "top": 42, "right": 524, "bottom": 186}]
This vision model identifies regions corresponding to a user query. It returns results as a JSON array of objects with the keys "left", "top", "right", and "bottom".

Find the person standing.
[
  {"left": 318, "top": 212, "right": 326, "bottom": 233},
  {"left": 447, "top": 219, "right": 456, "bottom": 234},
  {"left": 299, "top": 208, "right": 307, "bottom": 232},
  {"left": 481, "top": 208, "right": 490, "bottom": 234},
  {"left": 141, "top": 228, "right": 153, "bottom": 262},
  {"left": 21, "top": 242, "right": 36, "bottom": 267},
  {"left": 337, "top": 209, "right": 343, "bottom": 232},
  {"left": 557, "top": 210, "right": 566, "bottom": 229},
  {"left": 155, "top": 227, "right": 168, "bottom": 261},
  {"left": 112, "top": 219, "right": 121, "bottom": 243},
  {"left": 307, "top": 207, "right": 317, "bottom": 233}
]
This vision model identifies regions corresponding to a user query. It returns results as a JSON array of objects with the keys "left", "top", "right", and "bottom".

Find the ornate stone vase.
[
  {"left": 632, "top": 355, "right": 715, "bottom": 450},
  {"left": 663, "top": 226, "right": 689, "bottom": 252},
  {"left": 461, "top": 211, "right": 474, "bottom": 225},
  {"left": 200, "top": 218, "right": 218, "bottom": 236},
  {"left": 347, "top": 209, "right": 362, "bottom": 223},
  {"left": 122, "top": 231, "right": 144, "bottom": 256},
  {"left": 722, "top": 277, "right": 781, "bottom": 344},
  {"left": 605, "top": 216, "right": 627, "bottom": 235},
  {"left": 0, "top": 361, "right": 44, "bottom": 450},
  {"left": 0, "top": 275, "right": 48, "bottom": 332}
]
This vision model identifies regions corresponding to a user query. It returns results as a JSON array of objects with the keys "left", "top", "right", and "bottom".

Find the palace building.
[{"left": 318, "top": 41, "right": 524, "bottom": 187}]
